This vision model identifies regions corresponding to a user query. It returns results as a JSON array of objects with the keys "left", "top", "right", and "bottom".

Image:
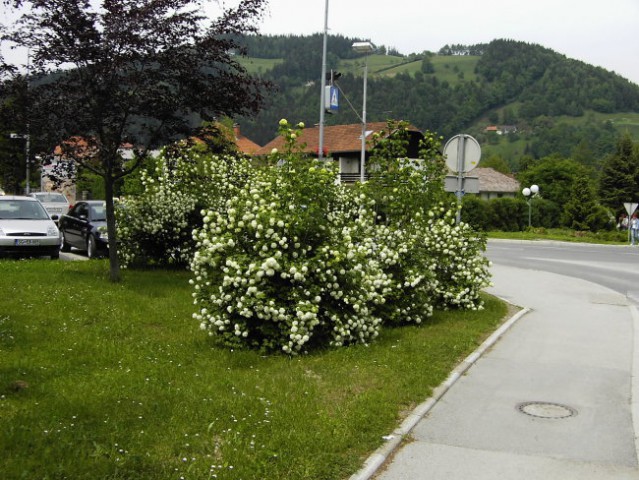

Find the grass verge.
[
  {"left": 488, "top": 228, "right": 628, "bottom": 245},
  {"left": 1, "top": 259, "right": 508, "bottom": 480}
]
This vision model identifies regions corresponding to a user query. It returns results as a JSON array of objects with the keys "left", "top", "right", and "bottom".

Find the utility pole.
[{"left": 318, "top": 0, "right": 329, "bottom": 161}]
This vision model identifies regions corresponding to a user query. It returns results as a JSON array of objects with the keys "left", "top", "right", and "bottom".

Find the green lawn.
[
  {"left": 488, "top": 228, "right": 627, "bottom": 244},
  {"left": 1, "top": 259, "right": 507, "bottom": 480}
]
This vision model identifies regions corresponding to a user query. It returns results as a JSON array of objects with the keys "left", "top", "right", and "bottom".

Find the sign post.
[
  {"left": 623, "top": 202, "right": 638, "bottom": 244},
  {"left": 443, "top": 134, "right": 481, "bottom": 224}
]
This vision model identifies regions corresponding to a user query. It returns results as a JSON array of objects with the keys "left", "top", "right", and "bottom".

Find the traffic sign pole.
[
  {"left": 455, "top": 135, "right": 466, "bottom": 224},
  {"left": 444, "top": 134, "right": 481, "bottom": 225}
]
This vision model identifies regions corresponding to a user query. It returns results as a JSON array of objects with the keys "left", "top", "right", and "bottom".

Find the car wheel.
[
  {"left": 60, "top": 231, "right": 71, "bottom": 252},
  {"left": 50, "top": 249, "right": 60, "bottom": 260},
  {"left": 87, "top": 235, "right": 98, "bottom": 259}
]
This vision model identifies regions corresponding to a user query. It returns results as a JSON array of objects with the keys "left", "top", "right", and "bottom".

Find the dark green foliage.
[
  {"left": 532, "top": 198, "right": 563, "bottom": 229},
  {"left": 1, "top": 0, "right": 271, "bottom": 281},
  {"left": 460, "top": 195, "right": 491, "bottom": 230},
  {"left": 481, "top": 155, "right": 511, "bottom": 174},
  {"left": 461, "top": 196, "right": 561, "bottom": 231},
  {"left": 528, "top": 118, "right": 616, "bottom": 161},
  {"left": 561, "top": 174, "right": 610, "bottom": 231},
  {"left": 0, "top": 75, "right": 43, "bottom": 193},
  {"left": 421, "top": 57, "right": 435, "bottom": 74},
  {"left": 516, "top": 156, "right": 591, "bottom": 207},
  {"left": 599, "top": 133, "right": 639, "bottom": 212},
  {"left": 235, "top": 36, "right": 639, "bottom": 162},
  {"left": 490, "top": 197, "right": 527, "bottom": 231}
]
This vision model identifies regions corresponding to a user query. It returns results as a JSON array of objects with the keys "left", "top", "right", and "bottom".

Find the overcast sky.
[
  {"left": 253, "top": 0, "right": 639, "bottom": 85},
  {"left": 2, "top": 1, "right": 637, "bottom": 86}
]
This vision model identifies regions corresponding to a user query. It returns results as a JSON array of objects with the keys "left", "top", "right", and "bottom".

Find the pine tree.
[
  {"left": 563, "top": 174, "right": 597, "bottom": 230},
  {"left": 599, "top": 132, "right": 639, "bottom": 212}
]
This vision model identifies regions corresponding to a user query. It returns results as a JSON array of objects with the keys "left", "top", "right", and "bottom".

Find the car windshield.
[
  {"left": 90, "top": 204, "right": 107, "bottom": 221},
  {"left": 34, "top": 193, "right": 67, "bottom": 203},
  {"left": 0, "top": 200, "right": 50, "bottom": 220}
]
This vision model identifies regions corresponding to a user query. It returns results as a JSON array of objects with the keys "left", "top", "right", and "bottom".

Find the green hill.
[{"left": 234, "top": 36, "right": 639, "bottom": 170}]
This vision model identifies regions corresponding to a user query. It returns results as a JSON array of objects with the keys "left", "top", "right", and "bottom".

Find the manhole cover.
[{"left": 517, "top": 401, "right": 577, "bottom": 419}]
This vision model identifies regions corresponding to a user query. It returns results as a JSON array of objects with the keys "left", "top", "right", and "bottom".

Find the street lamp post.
[
  {"left": 318, "top": 0, "right": 329, "bottom": 161},
  {"left": 10, "top": 132, "right": 31, "bottom": 194},
  {"left": 10, "top": 49, "right": 32, "bottom": 195},
  {"left": 522, "top": 184, "right": 539, "bottom": 228},
  {"left": 352, "top": 41, "right": 375, "bottom": 183}
]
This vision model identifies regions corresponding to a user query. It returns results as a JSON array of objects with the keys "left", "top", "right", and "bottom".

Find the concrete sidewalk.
[{"left": 353, "top": 264, "right": 639, "bottom": 480}]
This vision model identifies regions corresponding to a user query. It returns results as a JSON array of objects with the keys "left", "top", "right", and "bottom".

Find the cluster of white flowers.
[
  {"left": 121, "top": 121, "right": 492, "bottom": 354},
  {"left": 189, "top": 141, "right": 490, "bottom": 354},
  {"left": 116, "top": 148, "right": 253, "bottom": 268},
  {"left": 191, "top": 162, "right": 394, "bottom": 353},
  {"left": 421, "top": 207, "right": 492, "bottom": 310}
]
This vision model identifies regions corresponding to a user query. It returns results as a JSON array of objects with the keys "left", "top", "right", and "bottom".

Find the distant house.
[
  {"left": 255, "top": 122, "right": 424, "bottom": 183},
  {"left": 473, "top": 167, "right": 520, "bottom": 199},
  {"left": 484, "top": 125, "right": 518, "bottom": 135},
  {"left": 233, "top": 124, "right": 261, "bottom": 155},
  {"left": 49, "top": 125, "right": 261, "bottom": 201}
]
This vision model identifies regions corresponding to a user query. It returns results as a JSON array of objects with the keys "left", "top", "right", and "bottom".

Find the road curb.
[
  {"left": 348, "top": 304, "right": 531, "bottom": 480},
  {"left": 629, "top": 304, "right": 639, "bottom": 466}
]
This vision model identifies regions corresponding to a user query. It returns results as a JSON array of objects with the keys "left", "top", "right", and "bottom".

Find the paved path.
[{"left": 355, "top": 264, "right": 639, "bottom": 480}]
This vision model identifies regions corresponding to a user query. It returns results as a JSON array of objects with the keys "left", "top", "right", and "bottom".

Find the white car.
[
  {"left": 29, "top": 191, "right": 71, "bottom": 222},
  {"left": 0, "top": 196, "right": 61, "bottom": 259}
]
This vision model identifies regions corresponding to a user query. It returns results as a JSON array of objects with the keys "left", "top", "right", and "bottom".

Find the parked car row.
[{"left": 0, "top": 195, "right": 109, "bottom": 260}]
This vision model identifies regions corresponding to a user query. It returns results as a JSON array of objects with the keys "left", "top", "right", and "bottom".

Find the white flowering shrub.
[
  {"left": 422, "top": 207, "right": 492, "bottom": 309},
  {"left": 190, "top": 120, "right": 491, "bottom": 354},
  {"left": 109, "top": 117, "right": 488, "bottom": 353},
  {"left": 191, "top": 121, "right": 393, "bottom": 353},
  {"left": 363, "top": 220, "right": 437, "bottom": 325},
  {"left": 116, "top": 147, "right": 253, "bottom": 268}
]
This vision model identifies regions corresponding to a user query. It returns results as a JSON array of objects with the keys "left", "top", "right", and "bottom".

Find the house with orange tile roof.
[
  {"left": 255, "top": 122, "right": 424, "bottom": 183},
  {"left": 233, "top": 124, "right": 261, "bottom": 155}
]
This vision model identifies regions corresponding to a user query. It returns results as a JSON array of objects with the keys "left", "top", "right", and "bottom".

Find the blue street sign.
[{"left": 325, "top": 85, "right": 339, "bottom": 112}]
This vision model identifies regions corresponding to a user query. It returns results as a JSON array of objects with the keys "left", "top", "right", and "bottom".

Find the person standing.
[{"left": 630, "top": 214, "right": 639, "bottom": 245}]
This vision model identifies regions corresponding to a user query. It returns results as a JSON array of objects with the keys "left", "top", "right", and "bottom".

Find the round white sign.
[{"left": 444, "top": 134, "right": 481, "bottom": 173}]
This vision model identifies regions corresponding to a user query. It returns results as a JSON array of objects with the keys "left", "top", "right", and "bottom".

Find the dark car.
[{"left": 59, "top": 200, "right": 109, "bottom": 258}]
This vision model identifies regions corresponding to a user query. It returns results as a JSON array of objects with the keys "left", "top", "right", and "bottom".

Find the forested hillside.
[{"left": 235, "top": 36, "right": 639, "bottom": 171}]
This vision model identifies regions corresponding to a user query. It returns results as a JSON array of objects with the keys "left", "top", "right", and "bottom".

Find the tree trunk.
[{"left": 104, "top": 175, "right": 121, "bottom": 282}]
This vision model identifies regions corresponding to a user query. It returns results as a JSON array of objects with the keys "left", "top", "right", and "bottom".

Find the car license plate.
[{"left": 15, "top": 239, "right": 40, "bottom": 246}]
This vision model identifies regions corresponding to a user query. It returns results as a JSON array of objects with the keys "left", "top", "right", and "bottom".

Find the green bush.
[
  {"left": 116, "top": 120, "right": 491, "bottom": 353},
  {"left": 490, "top": 197, "right": 527, "bottom": 231},
  {"left": 461, "top": 195, "right": 491, "bottom": 230},
  {"left": 116, "top": 147, "right": 252, "bottom": 268},
  {"left": 190, "top": 120, "right": 491, "bottom": 353},
  {"left": 462, "top": 196, "right": 561, "bottom": 231},
  {"left": 530, "top": 198, "right": 562, "bottom": 229}
]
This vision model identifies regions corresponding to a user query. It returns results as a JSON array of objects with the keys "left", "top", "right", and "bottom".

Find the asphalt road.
[
  {"left": 60, "top": 249, "right": 89, "bottom": 261},
  {"left": 367, "top": 239, "right": 639, "bottom": 480},
  {"left": 486, "top": 239, "right": 639, "bottom": 304}
]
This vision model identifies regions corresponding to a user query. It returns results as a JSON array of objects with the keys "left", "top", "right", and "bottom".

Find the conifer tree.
[
  {"left": 562, "top": 174, "right": 597, "bottom": 230},
  {"left": 599, "top": 132, "right": 639, "bottom": 212}
]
